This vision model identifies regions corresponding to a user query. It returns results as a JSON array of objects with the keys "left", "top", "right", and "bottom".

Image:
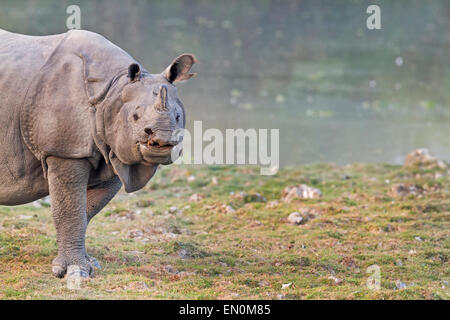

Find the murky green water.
[{"left": 1, "top": 0, "right": 449, "bottom": 166}]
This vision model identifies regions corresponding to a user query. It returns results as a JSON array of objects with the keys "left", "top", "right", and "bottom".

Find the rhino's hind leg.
[{"left": 47, "top": 157, "right": 93, "bottom": 278}]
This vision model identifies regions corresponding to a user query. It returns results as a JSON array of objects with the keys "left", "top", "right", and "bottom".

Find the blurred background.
[{"left": 1, "top": 0, "right": 449, "bottom": 166}]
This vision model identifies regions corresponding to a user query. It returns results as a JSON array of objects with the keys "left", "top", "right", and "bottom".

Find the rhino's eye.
[
  {"left": 176, "top": 114, "right": 180, "bottom": 123},
  {"left": 132, "top": 113, "right": 140, "bottom": 121}
]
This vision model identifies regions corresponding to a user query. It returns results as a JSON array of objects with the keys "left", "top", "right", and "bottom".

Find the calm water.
[{"left": 1, "top": 0, "right": 449, "bottom": 166}]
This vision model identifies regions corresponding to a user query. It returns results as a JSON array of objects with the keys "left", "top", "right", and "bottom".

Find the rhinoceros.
[{"left": 0, "top": 29, "right": 197, "bottom": 277}]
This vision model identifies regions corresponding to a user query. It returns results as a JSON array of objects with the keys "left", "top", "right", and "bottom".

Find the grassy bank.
[{"left": 0, "top": 163, "right": 448, "bottom": 299}]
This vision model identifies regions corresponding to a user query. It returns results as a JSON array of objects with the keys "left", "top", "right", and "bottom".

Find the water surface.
[{"left": 1, "top": 0, "right": 449, "bottom": 166}]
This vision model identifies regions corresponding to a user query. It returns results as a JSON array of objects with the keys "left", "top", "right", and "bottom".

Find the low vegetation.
[{"left": 0, "top": 163, "right": 448, "bottom": 299}]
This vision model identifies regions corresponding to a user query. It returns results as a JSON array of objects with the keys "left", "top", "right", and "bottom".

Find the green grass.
[{"left": 0, "top": 163, "right": 449, "bottom": 299}]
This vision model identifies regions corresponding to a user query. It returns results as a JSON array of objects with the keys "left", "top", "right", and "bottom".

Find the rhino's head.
[{"left": 107, "top": 54, "right": 197, "bottom": 168}]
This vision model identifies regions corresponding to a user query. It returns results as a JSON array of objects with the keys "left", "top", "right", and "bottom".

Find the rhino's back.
[{"left": 0, "top": 30, "right": 66, "bottom": 106}]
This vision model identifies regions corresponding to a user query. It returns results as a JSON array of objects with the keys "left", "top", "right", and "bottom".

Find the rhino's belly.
[
  {"left": 0, "top": 99, "right": 48, "bottom": 205},
  {"left": 0, "top": 120, "right": 49, "bottom": 205},
  {"left": 0, "top": 185, "right": 49, "bottom": 206}
]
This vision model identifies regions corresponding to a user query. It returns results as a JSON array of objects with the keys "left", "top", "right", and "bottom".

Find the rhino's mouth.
[{"left": 138, "top": 142, "right": 174, "bottom": 163}]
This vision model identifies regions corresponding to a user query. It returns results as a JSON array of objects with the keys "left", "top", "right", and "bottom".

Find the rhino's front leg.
[
  {"left": 86, "top": 176, "right": 122, "bottom": 223},
  {"left": 47, "top": 157, "right": 92, "bottom": 278},
  {"left": 84, "top": 176, "right": 122, "bottom": 269}
]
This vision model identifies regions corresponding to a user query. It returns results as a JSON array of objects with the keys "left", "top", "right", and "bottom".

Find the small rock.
[
  {"left": 189, "top": 193, "right": 204, "bottom": 202},
  {"left": 395, "top": 259, "right": 403, "bottom": 266},
  {"left": 435, "top": 172, "right": 443, "bottom": 179},
  {"left": 395, "top": 280, "right": 407, "bottom": 289},
  {"left": 390, "top": 184, "right": 424, "bottom": 197},
  {"left": 341, "top": 256, "right": 358, "bottom": 270},
  {"left": 177, "top": 249, "right": 190, "bottom": 259},
  {"left": 211, "top": 176, "right": 219, "bottom": 185},
  {"left": 168, "top": 206, "right": 178, "bottom": 214},
  {"left": 282, "top": 184, "right": 322, "bottom": 202},
  {"left": 232, "top": 191, "right": 248, "bottom": 199},
  {"left": 117, "top": 211, "right": 136, "bottom": 221},
  {"left": 127, "top": 229, "right": 144, "bottom": 239},
  {"left": 224, "top": 205, "right": 235, "bottom": 214},
  {"left": 404, "top": 148, "right": 447, "bottom": 169},
  {"left": 287, "top": 212, "right": 303, "bottom": 225},
  {"left": 415, "top": 236, "right": 423, "bottom": 242},
  {"left": 165, "top": 265, "right": 178, "bottom": 274},
  {"left": 258, "top": 280, "right": 269, "bottom": 287},
  {"left": 408, "top": 249, "right": 417, "bottom": 255},
  {"left": 383, "top": 224, "right": 396, "bottom": 232},
  {"left": 248, "top": 220, "right": 263, "bottom": 227},
  {"left": 187, "top": 175, "right": 196, "bottom": 182},
  {"left": 252, "top": 192, "right": 266, "bottom": 202},
  {"left": 300, "top": 207, "right": 319, "bottom": 219},
  {"left": 281, "top": 282, "right": 292, "bottom": 289},
  {"left": 17, "top": 215, "right": 33, "bottom": 220},
  {"left": 167, "top": 225, "right": 182, "bottom": 234},
  {"left": 128, "top": 250, "right": 144, "bottom": 255},
  {"left": 124, "top": 281, "right": 149, "bottom": 291},
  {"left": 234, "top": 191, "right": 266, "bottom": 203},
  {"left": 136, "top": 199, "right": 153, "bottom": 208},
  {"left": 265, "top": 200, "right": 280, "bottom": 208},
  {"left": 328, "top": 276, "right": 343, "bottom": 285}
]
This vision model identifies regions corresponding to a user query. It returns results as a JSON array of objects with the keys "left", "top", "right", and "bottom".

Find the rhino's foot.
[
  {"left": 52, "top": 254, "right": 68, "bottom": 278},
  {"left": 86, "top": 254, "right": 101, "bottom": 269},
  {"left": 52, "top": 253, "right": 95, "bottom": 278}
]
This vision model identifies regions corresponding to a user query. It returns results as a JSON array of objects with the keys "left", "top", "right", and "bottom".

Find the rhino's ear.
[
  {"left": 128, "top": 63, "right": 141, "bottom": 82},
  {"left": 162, "top": 54, "right": 198, "bottom": 83}
]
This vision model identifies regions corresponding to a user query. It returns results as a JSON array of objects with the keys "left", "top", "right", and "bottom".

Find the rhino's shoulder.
[{"left": 65, "top": 29, "right": 111, "bottom": 46}]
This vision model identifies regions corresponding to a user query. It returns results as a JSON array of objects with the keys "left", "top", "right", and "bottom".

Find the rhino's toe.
[
  {"left": 52, "top": 255, "right": 68, "bottom": 278},
  {"left": 52, "top": 253, "right": 95, "bottom": 278},
  {"left": 87, "top": 255, "right": 101, "bottom": 269},
  {"left": 52, "top": 265, "right": 67, "bottom": 278}
]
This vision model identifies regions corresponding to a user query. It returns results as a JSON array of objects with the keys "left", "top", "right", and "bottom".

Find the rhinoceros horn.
[{"left": 154, "top": 84, "right": 169, "bottom": 112}]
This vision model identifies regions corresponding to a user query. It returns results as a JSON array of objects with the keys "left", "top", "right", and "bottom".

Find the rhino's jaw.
[{"left": 138, "top": 143, "right": 174, "bottom": 164}]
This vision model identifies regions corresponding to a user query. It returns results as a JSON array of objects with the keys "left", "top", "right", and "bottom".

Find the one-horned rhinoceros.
[{"left": 0, "top": 29, "right": 197, "bottom": 277}]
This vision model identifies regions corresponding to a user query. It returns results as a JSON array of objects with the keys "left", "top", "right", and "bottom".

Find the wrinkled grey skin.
[{"left": 0, "top": 29, "right": 197, "bottom": 278}]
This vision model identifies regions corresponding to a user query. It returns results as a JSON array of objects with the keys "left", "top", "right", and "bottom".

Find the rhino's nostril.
[
  {"left": 148, "top": 139, "right": 159, "bottom": 147},
  {"left": 144, "top": 127, "right": 153, "bottom": 136}
]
